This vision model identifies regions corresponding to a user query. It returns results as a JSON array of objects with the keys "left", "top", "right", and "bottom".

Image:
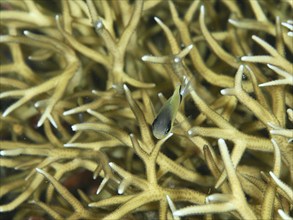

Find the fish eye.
[
  {"left": 165, "top": 121, "right": 172, "bottom": 134},
  {"left": 242, "top": 73, "right": 248, "bottom": 81}
]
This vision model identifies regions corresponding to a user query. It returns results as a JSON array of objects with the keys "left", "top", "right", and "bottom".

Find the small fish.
[{"left": 152, "top": 80, "right": 190, "bottom": 139}]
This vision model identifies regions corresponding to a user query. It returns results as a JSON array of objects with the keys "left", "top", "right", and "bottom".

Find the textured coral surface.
[{"left": 0, "top": 0, "right": 292, "bottom": 219}]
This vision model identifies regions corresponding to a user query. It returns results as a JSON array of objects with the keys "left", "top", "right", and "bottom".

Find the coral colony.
[{"left": 0, "top": 0, "right": 292, "bottom": 219}]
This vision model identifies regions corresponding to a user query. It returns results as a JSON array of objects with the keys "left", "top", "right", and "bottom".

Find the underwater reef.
[{"left": 0, "top": 0, "right": 292, "bottom": 219}]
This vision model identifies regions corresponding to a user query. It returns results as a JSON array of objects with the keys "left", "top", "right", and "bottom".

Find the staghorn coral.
[{"left": 0, "top": 0, "right": 292, "bottom": 219}]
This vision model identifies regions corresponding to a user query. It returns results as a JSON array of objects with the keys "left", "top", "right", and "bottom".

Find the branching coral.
[{"left": 0, "top": 0, "right": 292, "bottom": 219}]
